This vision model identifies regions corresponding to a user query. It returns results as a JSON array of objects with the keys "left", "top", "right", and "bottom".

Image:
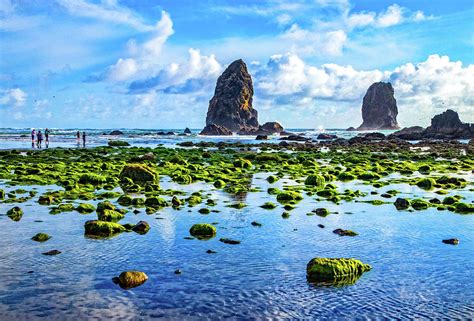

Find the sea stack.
[
  {"left": 357, "top": 82, "right": 399, "bottom": 130},
  {"left": 201, "top": 59, "right": 283, "bottom": 135},
  {"left": 205, "top": 59, "right": 258, "bottom": 133}
]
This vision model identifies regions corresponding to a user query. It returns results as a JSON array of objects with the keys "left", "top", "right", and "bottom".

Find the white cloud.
[
  {"left": 107, "top": 58, "right": 138, "bottom": 81},
  {"left": 56, "top": 0, "right": 153, "bottom": 31},
  {"left": 0, "top": 88, "right": 27, "bottom": 107},
  {"left": 376, "top": 4, "right": 404, "bottom": 27}
]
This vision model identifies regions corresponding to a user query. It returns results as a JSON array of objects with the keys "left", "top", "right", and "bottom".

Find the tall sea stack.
[
  {"left": 357, "top": 82, "right": 399, "bottom": 130},
  {"left": 205, "top": 59, "right": 259, "bottom": 133},
  {"left": 201, "top": 59, "right": 284, "bottom": 135}
]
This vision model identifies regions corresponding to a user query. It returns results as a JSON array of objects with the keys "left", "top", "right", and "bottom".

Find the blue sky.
[{"left": 0, "top": 0, "right": 472, "bottom": 129}]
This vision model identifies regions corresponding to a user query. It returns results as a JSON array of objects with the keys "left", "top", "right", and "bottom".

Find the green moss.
[
  {"left": 233, "top": 158, "right": 252, "bottom": 169},
  {"left": 454, "top": 202, "right": 474, "bottom": 214},
  {"left": 358, "top": 172, "right": 381, "bottom": 181},
  {"left": 187, "top": 195, "right": 202, "bottom": 206},
  {"left": 131, "top": 198, "right": 145, "bottom": 207},
  {"left": 442, "top": 196, "right": 460, "bottom": 205},
  {"left": 281, "top": 212, "right": 290, "bottom": 219},
  {"left": 260, "top": 202, "right": 277, "bottom": 209},
  {"left": 78, "top": 173, "right": 107, "bottom": 186},
  {"left": 227, "top": 202, "right": 247, "bottom": 209},
  {"left": 314, "top": 208, "right": 330, "bottom": 217},
  {"left": 337, "top": 172, "right": 356, "bottom": 181},
  {"left": 50, "top": 203, "right": 75, "bottom": 214},
  {"left": 416, "top": 178, "right": 436, "bottom": 190},
  {"left": 117, "top": 194, "right": 132, "bottom": 206},
  {"left": 266, "top": 175, "right": 279, "bottom": 183},
  {"left": 214, "top": 180, "right": 226, "bottom": 188},
  {"left": 276, "top": 190, "right": 303, "bottom": 204},
  {"left": 85, "top": 220, "right": 125, "bottom": 237},
  {"left": 115, "top": 271, "right": 148, "bottom": 289},
  {"left": 306, "top": 258, "right": 371, "bottom": 283},
  {"left": 108, "top": 140, "right": 130, "bottom": 147},
  {"left": 173, "top": 174, "right": 193, "bottom": 184},
  {"left": 304, "top": 175, "right": 325, "bottom": 187},
  {"left": 76, "top": 203, "right": 95, "bottom": 214},
  {"left": 411, "top": 199, "right": 430, "bottom": 210},
  {"left": 38, "top": 195, "right": 55, "bottom": 205},
  {"left": 120, "top": 164, "right": 158, "bottom": 184},
  {"left": 172, "top": 196, "right": 182, "bottom": 207},
  {"left": 145, "top": 196, "right": 168, "bottom": 208},
  {"left": 97, "top": 201, "right": 116, "bottom": 212},
  {"left": 97, "top": 209, "right": 124, "bottom": 222},
  {"left": 189, "top": 223, "right": 216, "bottom": 239},
  {"left": 363, "top": 200, "right": 388, "bottom": 206},
  {"left": 198, "top": 208, "right": 211, "bottom": 214},
  {"left": 31, "top": 232, "right": 51, "bottom": 242}
]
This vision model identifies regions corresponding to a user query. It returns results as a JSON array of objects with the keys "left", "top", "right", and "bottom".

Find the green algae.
[
  {"left": 97, "top": 209, "right": 124, "bottom": 222},
  {"left": 31, "top": 232, "right": 51, "bottom": 242},
  {"left": 260, "top": 202, "right": 277, "bottom": 209},
  {"left": 76, "top": 203, "right": 95, "bottom": 214},
  {"left": 416, "top": 178, "right": 436, "bottom": 190},
  {"left": 120, "top": 164, "right": 158, "bottom": 184},
  {"left": 84, "top": 220, "right": 125, "bottom": 237},
  {"left": 306, "top": 258, "right": 371, "bottom": 284},
  {"left": 276, "top": 190, "right": 303, "bottom": 204},
  {"left": 304, "top": 175, "right": 325, "bottom": 187},
  {"left": 189, "top": 223, "right": 216, "bottom": 239}
]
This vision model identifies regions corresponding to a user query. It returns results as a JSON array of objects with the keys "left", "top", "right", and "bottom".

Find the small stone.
[
  {"left": 42, "top": 250, "right": 61, "bottom": 256},
  {"left": 333, "top": 228, "right": 358, "bottom": 236},
  {"left": 206, "top": 249, "right": 217, "bottom": 254},
  {"left": 174, "top": 269, "right": 182, "bottom": 275},
  {"left": 317, "top": 224, "right": 325, "bottom": 228},
  {"left": 219, "top": 238, "right": 240, "bottom": 245},
  {"left": 442, "top": 238, "right": 459, "bottom": 245}
]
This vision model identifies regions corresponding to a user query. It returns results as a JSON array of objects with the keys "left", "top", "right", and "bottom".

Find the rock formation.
[
  {"left": 205, "top": 59, "right": 258, "bottom": 133},
  {"left": 390, "top": 110, "right": 473, "bottom": 140},
  {"left": 357, "top": 82, "right": 399, "bottom": 130},
  {"left": 202, "top": 59, "right": 284, "bottom": 135}
]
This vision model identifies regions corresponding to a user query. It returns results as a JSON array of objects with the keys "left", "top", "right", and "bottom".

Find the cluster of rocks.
[{"left": 200, "top": 59, "right": 284, "bottom": 136}]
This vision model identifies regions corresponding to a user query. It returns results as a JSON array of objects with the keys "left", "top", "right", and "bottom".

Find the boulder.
[
  {"left": 113, "top": 271, "right": 148, "bottom": 289},
  {"left": 7, "top": 206, "right": 23, "bottom": 221},
  {"left": 31, "top": 233, "right": 51, "bottom": 242},
  {"left": 363, "top": 132, "right": 385, "bottom": 140},
  {"left": 132, "top": 221, "right": 150, "bottom": 234},
  {"left": 357, "top": 82, "right": 399, "bottom": 130},
  {"left": 333, "top": 228, "right": 358, "bottom": 236},
  {"left": 394, "top": 198, "right": 410, "bottom": 210},
  {"left": 189, "top": 223, "right": 216, "bottom": 239},
  {"left": 317, "top": 133, "right": 337, "bottom": 140},
  {"left": 442, "top": 238, "right": 459, "bottom": 245},
  {"left": 119, "top": 164, "right": 158, "bottom": 184},
  {"left": 84, "top": 220, "right": 125, "bottom": 237},
  {"left": 205, "top": 59, "right": 258, "bottom": 133},
  {"left": 184, "top": 127, "right": 192, "bottom": 134},
  {"left": 389, "top": 126, "right": 424, "bottom": 140},
  {"left": 200, "top": 124, "right": 233, "bottom": 136},
  {"left": 109, "top": 130, "right": 124, "bottom": 135},
  {"left": 259, "top": 121, "right": 284, "bottom": 134},
  {"left": 306, "top": 257, "right": 372, "bottom": 283},
  {"left": 42, "top": 250, "right": 61, "bottom": 256},
  {"left": 255, "top": 135, "right": 268, "bottom": 140}
]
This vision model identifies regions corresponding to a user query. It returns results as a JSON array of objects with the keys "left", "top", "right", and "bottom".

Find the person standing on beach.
[
  {"left": 45, "top": 128, "right": 50, "bottom": 148},
  {"left": 82, "top": 131, "right": 86, "bottom": 147},
  {"left": 37, "top": 130, "right": 43, "bottom": 149},
  {"left": 31, "top": 129, "right": 36, "bottom": 148},
  {"left": 76, "top": 130, "right": 80, "bottom": 146}
]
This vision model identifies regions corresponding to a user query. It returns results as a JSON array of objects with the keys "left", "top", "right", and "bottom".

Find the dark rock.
[
  {"left": 357, "top": 82, "right": 399, "bottom": 130},
  {"left": 174, "top": 269, "right": 182, "bottom": 274},
  {"left": 442, "top": 238, "right": 459, "bottom": 245},
  {"left": 279, "top": 141, "right": 289, "bottom": 147},
  {"left": 184, "top": 127, "right": 192, "bottom": 134},
  {"left": 280, "top": 130, "right": 294, "bottom": 136},
  {"left": 206, "top": 249, "right": 217, "bottom": 254},
  {"left": 394, "top": 198, "right": 410, "bottom": 210},
  {"left": 429, "top": 198, "right": 441, "bottom": 204},
  {"left": 132, "top": 221, "right": 150, "bottom": 234},
  {"left": 259, "top": 121, "right": 284, "bottom": 134},
  {"left": 389, "top": 126, "right": 424, "bottom": 140},
  {"left": 42, "top": 250, "right": 61, "bottom": 256},
  {"left": 363, "top": 132, "right": 385, "bottom": 140},
  {"left": 423, "top": 109, "right": 473, "bottom": 139},
  {"left": 317, "top": 224, "right": 325, "bottom": 228},
  {"left": 109, "top": 130, "right": 124, "bottom": 135},
  {"left": 317, "top": 133, "right": 337, "bottom": 140},
  {"left": 280, "top": 134, "right": 309, "bottom": 141},
  {"left": 333, "top": 228, "right": 358, "bottom": 236},
  {"left": 205, "top": 59, "right": 258, "bottom": 133},
  {"left": 346, "top": 127, "right": 357, "bottom": 131},
  {"left": 114, "top": 271, "right": 148, "bottom": 289},
  {"left": 200, "top": 124, "right": 233, "bottom": 136},
  {"left": 255, "top": 135, "right": 268, "bottom": 140},
  {"left": 219, "top": 238, "right": 241, "bottom": 244}
]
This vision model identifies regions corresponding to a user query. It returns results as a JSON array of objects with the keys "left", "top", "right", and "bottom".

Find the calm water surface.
[{"left": 0, "top": 172, "right": 473, "bottom": 319}]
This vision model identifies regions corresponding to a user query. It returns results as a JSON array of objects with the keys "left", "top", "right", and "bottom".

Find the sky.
[{"left": 0, "top": 0, "right": 473, "bottom": 129}]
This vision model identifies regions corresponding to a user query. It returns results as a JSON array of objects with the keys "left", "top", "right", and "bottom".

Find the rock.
[
  {"left": 305, "top": 175, "right": 325, "bottom": 187},
  {"left": 280, "top": 134, "right": 308, "bottom": 141},
  {"left": 31, "top": 233, "right": 51, "bottom": 242},
  {"left": 42, "top": 250, "right": 61, "bottom": 256},
  {"left": 114, "top": 271, "right": 148, "bottom": 289},
  {"left": 363, "top": 132, "right": 385, "bottom": 140},
  {"left": 442, "top": 238, "right": 459, "bottom": 245},
  {"left": 357, "top": 82, "right": 399, "bottom": 130},
  {"left": 171, "top": 196, "right": 182, "bottom": 207},
  {"left": 205, "top": 59, "right": 258, "bottom": 133},
  {"left": 108, "top": 140, "right": 130, "bottom": 147},
  {"left": 394, "top": 198, "right": 410, "bottom": 210},
  {"left": 97, "top": 209, "right": 124, "bottom": 222},
  {"left": 346, "top": 127, "right": 357, "bottom": 131},
  {"left": 119, "top": 164, "right": 158, "bottom": 184},
  {"left": 314, "top": 208, "right": 330, "bottom": 217},
  {"left": 251, "top": 221, "right": 262, "bottom": 227},
  {"left": 255, "top": 135, "right": 268, "bottom": 140},
  {"left": 206, "top": 249, "right": 217, "bottom": 254},
  {"left": 200, "top": 124, "right": 233, "bottom": 136},
  {"left": 333, "top": 228, "right": 358, "bottom": 236},
  {"left": 174, "top": 269, "right": 182, "bottom": 275},
  {"left": 317, "top": 133, "right": 337, "bottom": 140},
  {"left": 109, "top": 130, "right": 124, "bottom": 135},
  {"left": 390, "top": 126, "right": 424, "bottom": 140},
  {"left": 132, "top": 221, "right": 150, "bottom": 234},
  {"left": 189, "top": 223, "right": 216, "bottom": 239},
  {"left": 76, "top": 203, "right": 95, "bottom": 214},
  {"left": 306, "top": 257, "right": 372, "bottom": 283},
  {"left": 7, "top": 206, "right": 23, "bottom": 221},
  {"left": 219, "top": 238, "right": 241, "bottom": 245},
  {"left": 184, "top": 127, "right": 192, "bottom": 134},
  {"left": 84, "top": 220, "right": 125, "bottom": 237},
  {"left": 423, "top": 109, "right": 473, "bottom": 139},
  {"left": 317, "top": 224, "right": 325, "bottom": 228},
  {"left": 257, "top": 121, "right": 284, "bottom": 134}
]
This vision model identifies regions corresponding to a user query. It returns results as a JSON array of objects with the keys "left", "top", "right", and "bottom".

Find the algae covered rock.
[
  {"left": 304, "top": 175, "right": 325, "bottom": 187},
  {"left": 113, "top": 271, "right": 148, "bottom": 289},
  {"left": 7, "top": 206, "right": 23, "bottom": 221},
  {"left": 31, "top": 232, "right": 51, "bottom": 242},
  {"left": 84, "top": 220, "right": 125, "bottom": 237},
  {"left": 118, "top": 194, "right": 132, "bottom": 206},
  {"left": 132, "top": 221, "right": 150, "bottom": 234},
  {"left": 78, "top": 173, "right": 107, "bottom": 185},
  {"left": 394, "top": 198, "right": 410, "bottom": 210},
  {"left": 306, "top": 257, "right": 372, "bottom": 284},
  {"left": 120, "top": 164, "right": 158, "bottom": 184},
  {"left": 276, "top": 190, "right": 303, "bottom": 203},
  {"left": 108, "top": 140, "right": 130, "bottom": 147},
  {"left": 333, "top": 228, "right": 358, "bottom": 236},
  {"left": 416, "top": 178, "right": 436, "bottom": 190},
  {"left": 189, "top": 223, "right": 216, "bottom": 239},
  {"left": 76, "top": 203, "right": 95, "bottom": 214},
  {"left": 97, "top": 209, "right": 124, "bottom": 222}
]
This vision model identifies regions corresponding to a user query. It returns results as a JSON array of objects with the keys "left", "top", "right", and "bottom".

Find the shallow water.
[{"left": 0, "top": 170, "right": 473, "bottom": 319}]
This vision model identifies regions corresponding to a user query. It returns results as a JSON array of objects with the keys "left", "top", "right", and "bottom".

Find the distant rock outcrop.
[
  {"left": 184, "top": 127, "right": 192, "bottom": 134},
  {"left": 200, "top": 124, "right": 232, "bottom": 136},
  {"left": 389, "top": 110, "right": 473, "bottom": 140},
  {"left": 357, "top": 82, "right": 399, "bottom": 130},
  {"left": 238, "top": 121, "right": 284, "bottom": 135},
  {"left": 205, "top": 59, "right": 258, "bottom": 133}
]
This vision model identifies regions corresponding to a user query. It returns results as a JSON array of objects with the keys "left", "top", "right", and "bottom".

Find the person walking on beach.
[
  {"left": 82, "top": 131, "right": 86, "bottom": 147},
  {"left": 31, "top": 129, "right": 36, "bottom": 148},
  {"left": 37, "top": 130, "right": 43, "bottom": 149},
  {"left": 76, "top": 130, "right": 81, "bottom": 146},
  {"left": 45, "top": 128, "right": 50, "bottom": 148}
]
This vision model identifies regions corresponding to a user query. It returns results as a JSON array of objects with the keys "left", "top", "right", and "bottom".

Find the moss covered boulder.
[
  {"left": 78, "top": 173, "right": 107, "bottom": 185},
  {"left": 120, "top": 164, "right": 158, "bottom": 184},
  {"left": 31, "top": 232, "right": 51, "bottom": 242},
  {"left": 76, "top": 203, "right": 95, "bottom": 214},
  {"left": 84, "top": 220, "right": 125, "bottom": 237},
  {"left": 306, "top": 257, "right": 372, "bottom": 284},
  {"left": 7, "top": 206, "right": 23, "bottom": 221},
  {"left": 276, "top": 190, "right": 303, "bottom": 203},
  {"left": 145, "top": 196, "right": 168, "bottom": 208},
  {"left": 394, "top": 198, "right": 410, "bottom": 210},
  {"left": 304, "top": 175, "right": 325, "bottom": 188},
  {"left": 416, "top": 178, "right": 436, "bottom": 190},
  {"left": 117, "top": 194, "right": 133, "bottom": 206},
  {"left": 97, "top": 209, "right": 124, "bottom": 222},
  {"left": 189, "top": 223, "right": 216, "bottom": 239},
  {"left": 113, "top": 271, "right": 148, "bottom": 289}
]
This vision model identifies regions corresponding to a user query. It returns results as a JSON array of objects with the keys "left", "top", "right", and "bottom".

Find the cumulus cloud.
[
  {"left": 0, "top": 88, "right": 27, "bottom": 107},
  {"left": 255, "top": 53, "right": 473, "bottom": 125}
]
